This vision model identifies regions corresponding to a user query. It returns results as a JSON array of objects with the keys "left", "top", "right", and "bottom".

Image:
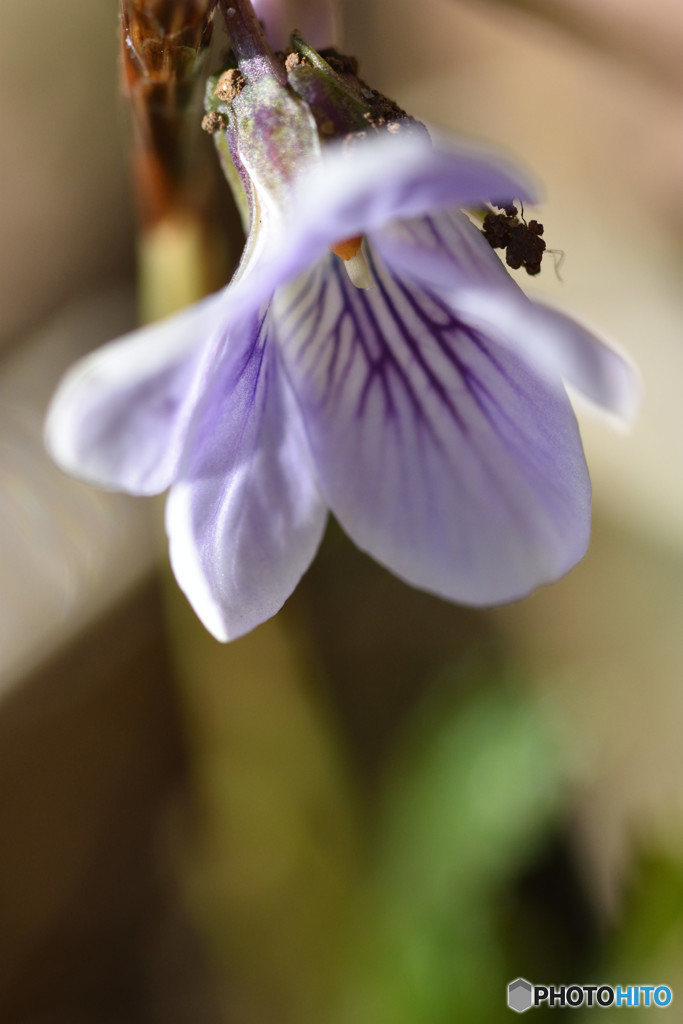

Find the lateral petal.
[
  {"left": 166, "top": 307, "right": 328, "bottom": 641},
  {"left": 376, "top": 211, "right": 639, "bottom": 421},
  {"left": 45, "top": 294, "right": 223, "bottom": 495}
]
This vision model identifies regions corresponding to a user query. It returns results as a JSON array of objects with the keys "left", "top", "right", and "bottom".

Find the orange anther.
[{"left": 330, "top": 235, "right": 363, "bottom": 261}]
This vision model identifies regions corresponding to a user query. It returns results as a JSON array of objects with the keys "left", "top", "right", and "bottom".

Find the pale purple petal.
[
  {"left": 45, "top": 293, "right": 224, "bottom": 495},
  {"left": 480, "top": 298, "right": 640, "bottom": 421},
  {"left": 295, "top": 131, "right": 540, "bottom": 245},
  {"left": 166, "top": 307, "right": 328, "bottom": 641},
  {"left": 375, "top": 212, "right": 640, "bottom": 420},
  {"left": 273, "top": 246, "right": 591, "bottom": 605},
  {"left": 252, "top": 0, "right": 339, "bottom": 49},
  {"left": 228, "top": 132, "right": 539, "bottom": 318}
]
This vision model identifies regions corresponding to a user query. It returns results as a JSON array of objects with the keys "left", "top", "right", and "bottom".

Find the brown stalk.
[{"left": 120, "top": 0, "right": 218, "bottom": 226}]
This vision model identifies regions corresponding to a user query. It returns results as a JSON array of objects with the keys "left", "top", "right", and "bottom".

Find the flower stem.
[
  {"left": 120, "top": 0, "right": 218, "bottom": 229},
  {"left": 217, "top": 0, "right": 287, "bottom": 84},
  {"left": 120, "top": 0, "right": 228, "bottom": 321}
]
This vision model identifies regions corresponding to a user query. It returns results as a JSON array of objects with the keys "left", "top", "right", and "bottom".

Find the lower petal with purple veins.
[
  {"left": 166, "top": 307, "right": 328, "bottom": 641},
  {"left": 274, "top": 248, "right": 592, "bottom": 606}
]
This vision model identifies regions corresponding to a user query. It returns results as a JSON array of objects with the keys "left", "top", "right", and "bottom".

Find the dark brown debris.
[{"left": 482, "top": 204, "right": 547, "bottom": 276}]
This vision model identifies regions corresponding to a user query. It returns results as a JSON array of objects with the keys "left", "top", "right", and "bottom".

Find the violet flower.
[{"left": 46, "top": 0, "right": 637, "bottom": 641}]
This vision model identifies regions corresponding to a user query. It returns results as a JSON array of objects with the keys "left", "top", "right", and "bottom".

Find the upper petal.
[
  {"left": 228, "top": 132, "right": 539, "bottom": 319},
  {"left": 166, "top": 307, "right": 328, "bottom": 641},
  {"left": 273, "top": 246, "right": 591, "bottom": 606},
  {"left": 45, "top": 293, "right": 224, "bottom": 495}
]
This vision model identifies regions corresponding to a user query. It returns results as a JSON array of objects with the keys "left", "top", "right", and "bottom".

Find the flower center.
[{"left": 330, "top": 235, "right": 373, "bottom": 290}]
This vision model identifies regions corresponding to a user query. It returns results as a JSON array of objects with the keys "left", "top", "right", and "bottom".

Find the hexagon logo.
[{"left": 508, "top": 978, "right": 533, "bottom": 1013}]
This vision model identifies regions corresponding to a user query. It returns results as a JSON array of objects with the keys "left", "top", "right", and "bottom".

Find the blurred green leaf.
[
  {"left": 341, "top": 660, "right": 575, "bottom": 1024},
  {"left": 612, "top": 849, "right": 683, "bottom": 967},
  {"left": 595, "top": 847, "right": 683, "bottom": 1019},
  {"left": 376, "top": 669, "right": 568, "bottom": 906}
]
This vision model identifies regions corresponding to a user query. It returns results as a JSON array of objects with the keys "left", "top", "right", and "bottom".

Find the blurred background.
[{"left": 1, "top": 0, "right": 683, "bottom": 1020}]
